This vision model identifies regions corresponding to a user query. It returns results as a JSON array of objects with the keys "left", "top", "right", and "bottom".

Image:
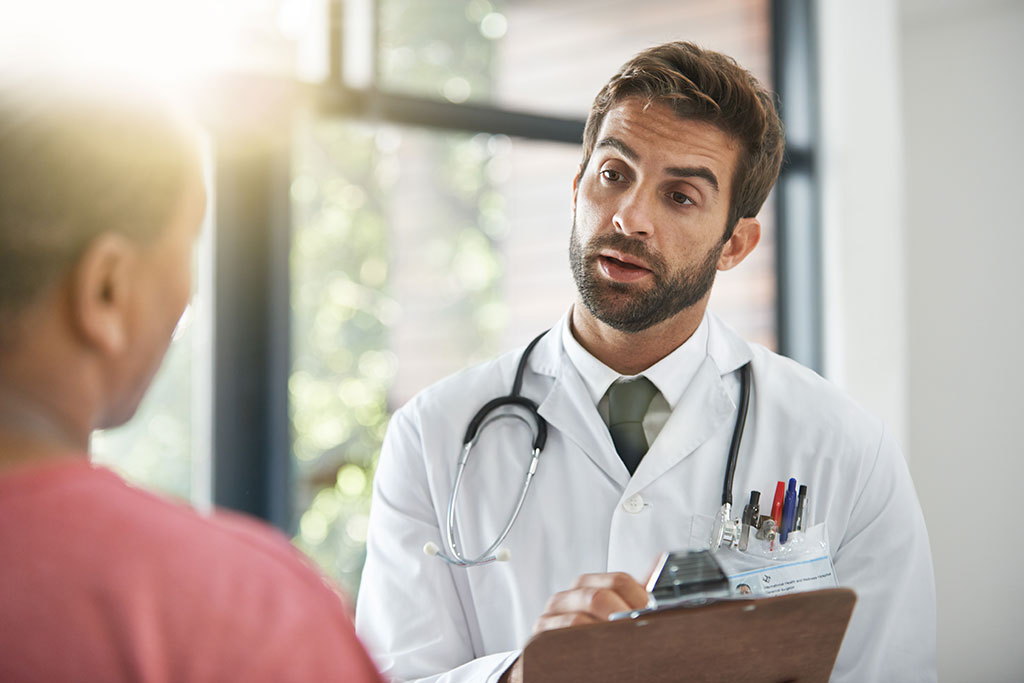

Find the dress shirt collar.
[{"left": 560, "top": 307, "right": 710, "bottom": 410}]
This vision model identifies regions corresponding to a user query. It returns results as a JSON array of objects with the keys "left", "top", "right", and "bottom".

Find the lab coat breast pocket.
[{"left": 688, "top": 514, "right": 838, "bottom": 598}]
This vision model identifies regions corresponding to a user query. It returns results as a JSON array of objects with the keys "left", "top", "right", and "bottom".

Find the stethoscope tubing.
[
  {"left": 445, "top": 421, "right": 541, "bottom": 566},
  {"left": 721, "top": 362, "right": 752, "bottom": 508},
  {"left": 440, "top": 331, "right": 549, "bottom": 567}
]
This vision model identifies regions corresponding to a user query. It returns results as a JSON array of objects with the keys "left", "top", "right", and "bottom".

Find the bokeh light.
[{"left": 0, "top": 0, "right": 327, "bottom": 85}]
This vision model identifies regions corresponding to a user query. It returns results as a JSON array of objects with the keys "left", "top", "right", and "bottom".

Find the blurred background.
[{"left": 2, "top": 0, "right": 1021, "bottom": 680}]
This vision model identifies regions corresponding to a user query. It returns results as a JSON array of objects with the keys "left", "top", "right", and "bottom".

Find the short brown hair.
[
  {"left": 0, "top": 71, "right": 198, "bottom": 342},
  {"left": 580, "top": 41, "right": 784, "bottom": 239}
]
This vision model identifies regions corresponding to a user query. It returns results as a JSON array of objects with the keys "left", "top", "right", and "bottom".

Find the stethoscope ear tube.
[
  {"left": 462, "top": 396, "right": 547, "bottom": 451},
  {"left": 721, "top": 362, "right": 752, "bottom": 508},
  {"left": 461, "top": 329, "right": 550, "bottom": 451}
]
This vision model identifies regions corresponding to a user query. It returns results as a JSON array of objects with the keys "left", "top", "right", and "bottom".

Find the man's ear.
[
  {"left": 718, "top": 217, "right": 761, "bottom": 271},
  {"left": 69, "top": 233, "right": 137, "bottom": 356}
]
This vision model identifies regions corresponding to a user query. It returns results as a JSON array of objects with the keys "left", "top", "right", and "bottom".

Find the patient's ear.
[{"left": 69, "top": 233, "right": 137, "bottom": 357}]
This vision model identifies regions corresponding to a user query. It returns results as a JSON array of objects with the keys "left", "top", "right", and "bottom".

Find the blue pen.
[{"left": 780, "top": 478, "right": 797, "bottom": 544}]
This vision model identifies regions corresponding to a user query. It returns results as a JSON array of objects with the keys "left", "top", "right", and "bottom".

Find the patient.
[{"left": 0, "top": 70, "right": 382, "bottom": 682}]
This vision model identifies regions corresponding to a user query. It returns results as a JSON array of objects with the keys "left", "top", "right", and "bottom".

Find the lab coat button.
[{"left": 623, "top": 495, "right": 644, "bottom": 513}]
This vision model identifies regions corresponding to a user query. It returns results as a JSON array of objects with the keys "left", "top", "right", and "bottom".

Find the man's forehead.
[
  {"left": 594, "top": 98, "right": 740, "bottom": 189},
  {"left": 597, "top": 98, "right": 739, "bottom": 158}
]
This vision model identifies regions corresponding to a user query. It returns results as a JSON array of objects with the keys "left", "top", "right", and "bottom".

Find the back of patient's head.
[{"left": 0, "top": 70, "right": 199, "bottom": 349}]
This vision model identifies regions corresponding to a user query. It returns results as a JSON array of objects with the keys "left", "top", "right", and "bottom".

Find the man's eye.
[
  {"left": 600, "top": 169, "right": 623, "bottom": 182},
  {"left": 670, "top": 191, "right": 694, "bottom": 205}
]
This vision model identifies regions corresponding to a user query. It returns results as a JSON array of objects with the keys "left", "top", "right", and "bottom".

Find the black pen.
[
  {"left": 794, "top": 484, "right": 807, "bottom": 531},
  {"left": 739, "top": 490, "right": 760, "bottom": 551}
]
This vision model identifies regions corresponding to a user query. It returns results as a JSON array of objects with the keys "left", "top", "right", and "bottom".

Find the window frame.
[{"left": 208, "top": 0, "right": 822, "bottom": 529}]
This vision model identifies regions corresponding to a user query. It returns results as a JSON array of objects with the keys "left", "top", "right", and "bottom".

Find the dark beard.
[{"left": 568, "top": 222, "right": 722, "bottom": 333}]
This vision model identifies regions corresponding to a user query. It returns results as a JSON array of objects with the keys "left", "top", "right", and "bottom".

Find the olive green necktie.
[{"left": 607, "top": 377, "right": 659, "bottom": 475}]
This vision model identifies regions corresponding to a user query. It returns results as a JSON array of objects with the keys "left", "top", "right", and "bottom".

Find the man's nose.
[{"left": 611, "top": 188, "right": 654, "bottom": 238}]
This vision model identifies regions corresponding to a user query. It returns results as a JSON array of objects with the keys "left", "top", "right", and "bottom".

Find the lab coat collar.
[
  {"left": 526, "top": 310, "right": 754, "bottom": 492},
  {"left": 704, "top": 312, "right": 754, "bottom": 377},
  {"left": 528, "top": 308, "right": 753, "bottom": 388},
  {"left": 519, "top": 315, "right": 565, "bottom": 381}
]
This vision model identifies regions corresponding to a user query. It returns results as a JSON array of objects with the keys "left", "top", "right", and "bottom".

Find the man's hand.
[
  {"left": 534, "top": 572, "right": 649, "bottom": 629},
  {"left": 500, "top": 572, "right": 648, "bottom": 683}
]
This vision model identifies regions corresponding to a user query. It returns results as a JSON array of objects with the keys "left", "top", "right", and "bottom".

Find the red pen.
[{"left": 770, "top": 480, "right": 785, "bottom": 527}]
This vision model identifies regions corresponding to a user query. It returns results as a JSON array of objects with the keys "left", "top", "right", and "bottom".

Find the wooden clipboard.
[{"left": 521, "top": 588, "right": 856, "bottom": 683}]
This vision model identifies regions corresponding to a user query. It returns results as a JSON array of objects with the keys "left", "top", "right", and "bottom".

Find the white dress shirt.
[{"left": 562, "top": 311, "right": 709, "bottom": 446}]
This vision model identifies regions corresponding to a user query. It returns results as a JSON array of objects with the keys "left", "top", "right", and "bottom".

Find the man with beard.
[{"left": 356, "top": 42, "right": 935, "bottom": 683}]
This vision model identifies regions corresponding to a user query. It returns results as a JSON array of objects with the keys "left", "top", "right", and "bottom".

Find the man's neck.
[{"left": 570, "top": 301, "right": 706, "bottom": 375}]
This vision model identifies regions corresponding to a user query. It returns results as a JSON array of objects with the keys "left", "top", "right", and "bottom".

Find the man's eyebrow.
[
  {"left": 596, "top": 137, "right": 638, "bottom": 160},
  {"left": 595, "top": 136, "right": 720, "bottom": 194},
  {"left": 666, "top": 166, "right": 719, "bottom": 193}
]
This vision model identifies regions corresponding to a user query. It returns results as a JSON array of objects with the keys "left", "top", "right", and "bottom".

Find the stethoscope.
[{"left": 424, "top": 330, "right": 752, "bottom": 568}]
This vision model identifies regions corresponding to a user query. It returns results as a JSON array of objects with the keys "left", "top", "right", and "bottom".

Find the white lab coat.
[{"left": 356, "top": 312, "right": 936, "bottom": 682}]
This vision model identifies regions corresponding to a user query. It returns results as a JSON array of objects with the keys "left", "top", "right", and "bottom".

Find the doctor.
[{"left": 356, "top": 41, "right": 936, "bottom": 682}]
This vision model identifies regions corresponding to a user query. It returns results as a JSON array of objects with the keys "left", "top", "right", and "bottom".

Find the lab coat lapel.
[
  {"left": 529, "top": 330, "right": 631, "bottom": 489},
  {"left": 623, "top": 356, "right": 734, "bottom": 497},
  {"left": 537, "top": 367, "right": 630, "bottom": 488}
]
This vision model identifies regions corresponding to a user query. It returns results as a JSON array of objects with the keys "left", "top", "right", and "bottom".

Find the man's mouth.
[
  {"left": 597, "top": 252, "right": 653, "bottom": 282},
  {"left": 600, "top": 255, "right": 647, "bottom": 270}
]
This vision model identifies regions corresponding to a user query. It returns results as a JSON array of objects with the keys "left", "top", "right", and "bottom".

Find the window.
[
  {"left": 65, "top": 0, "right": 815, "bottom": 600},
  {"left": 289, "top": 0, "right": 777, "bottom": 595}
]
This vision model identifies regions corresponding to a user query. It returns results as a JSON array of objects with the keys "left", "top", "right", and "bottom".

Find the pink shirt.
[{"left": 0, "top": 457, "right": 383, "bottom": 682}]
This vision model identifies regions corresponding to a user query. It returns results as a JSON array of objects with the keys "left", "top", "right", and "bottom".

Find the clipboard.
[{"left": 521, "top": 588, "right": 856, "bottom": 683}]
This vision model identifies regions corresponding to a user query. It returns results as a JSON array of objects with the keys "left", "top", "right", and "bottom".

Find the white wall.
[
  {"left": 901, "top": 0, "right": 1024, "bottom": 680},
  {"left": 822, "top": 0, "right": 1024, "bottom": 680},
  {"left": 818, "top": 0, "right": 909, "bottom": 447}
]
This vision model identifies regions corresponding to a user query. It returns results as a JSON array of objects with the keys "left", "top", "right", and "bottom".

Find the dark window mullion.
[
  {"left": 312, "top": 85, "right": 585, "bottom": 144},
  {"left": 211, "top": 125, "right": 293, "bottom": 531},
  {"left": 772, "top": 0, "right": 823, "bottom": 373}
]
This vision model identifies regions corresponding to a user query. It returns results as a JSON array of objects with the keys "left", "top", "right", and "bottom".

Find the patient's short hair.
[{"left": 0, "top": 70, "right": 199, "bottom": 342}]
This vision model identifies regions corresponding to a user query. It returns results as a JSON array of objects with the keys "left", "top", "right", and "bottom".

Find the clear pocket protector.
[{"left": 689, "top": 515, "right": 838, "bottom": 597}]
